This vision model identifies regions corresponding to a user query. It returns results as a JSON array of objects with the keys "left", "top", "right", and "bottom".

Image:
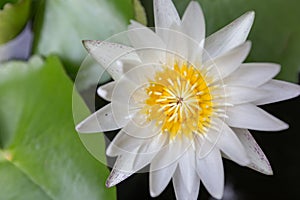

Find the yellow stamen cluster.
[{"left": 143, "top": 62, "right": 213, "bottom": 140}]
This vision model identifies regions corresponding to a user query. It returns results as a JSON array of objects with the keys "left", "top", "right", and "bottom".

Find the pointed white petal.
[
  {"left": 181, "top": 1, "right": 205, "bottom": 45},
  {"left": 106, "top": 154, "right": 138, "bottom": 187},
  {"left": 224, "top": 63, "right": 280, "bottom": 87},
  {"left": 233, "top": 128, "right": 273, "bottom": 175},
  {"left": 97, "top": 81, "right": 116, "bottom": 101},
  {"left": 205, "top": 41, "right": 251, "bottom": 80},
  {"left": 76, "top": 103, "right": 128, "bottom": 133},
  {"left": 153, "top": 0, "right": 180, "bottom": 42},
  {"left": 106, "top": 168, "right": 132, "bottom": 188},
  {"left": 172, "top": 165, "right": 200, "bottom": 200},
  {"left": 83, "top": 40, "right": 139, "bottom": 80},
  {"left": 128, "top": 20, "right": 166, "bottom": 63},
  {"left": 203, "top": 11, "right": 255, "bottom": 61},
  {"left": 225, "top": 86, "right": 268, "bottom": 104},
  {"left": 106, "top": 150, "right": 154, "bottom": 187},
  {"left": 177, "top": 147, "right": 198, "bottom": 193},
  {"left": 106, "top": 119, "right": 165, "bottom": 157},
  {"left": 226, "top": 104, "right": 289, "bottom": 131},
  {"left": 149, "top": 161, "right": 177, "bottom": 197},
  {"left": 207, "top": 118, "right": 250, "bottom": 166},
  {"left": 254, "top": 80, "right": 300, "bottom": 105},
  {"left": 196, "top": 147, "right": 224, "bottom": 199}
]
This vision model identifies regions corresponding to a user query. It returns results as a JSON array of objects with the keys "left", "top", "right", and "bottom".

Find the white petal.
[
  {"left": 153, "top": 0, "right": 180, "bottom": 43},
  {"left": 226, "top": 104, "right": 289, "bottom": 131},
  {"left": 205, "top": 41, "right": 251, "bottom": 80},
  {"left": 163, "top": 24, "right": 204, "bottom": 65},
  {"left": 97, "top": 81, "right": 116, "bottom": 101},
  {"left": 107, "top": 132, "right": 166, "bottom": 187},
  {"left": 111, "top": 65, "right": 156, "bottom": 107},
  {"left": 177, "top": 147, "right": 198, "bottom": 193},
  {"left": 172, "top": 164, "right": 200, "bottom": 200},
  {"left": 207, "top": 118, "right": 250, "bottom": 166},
  {"left": 106, "top": 119, "right": 165, "bottom": 157},
  {"left": 149, "top": 161, "right": 177, "bottom": 197},
  {"left": 76, "top": 103, "right": 128, "bottom": 133},
  {"left": 233, "top": 128, "right": 273, "bottom": 175},
  {"left": 128, "top": 20, "right": 166, "bottom": 63},
  {"left": 254, "top": 80, "right": 300, "bottom": 105},
  {"left": 196, "top": 147, "right": 224, "bottom": 199},
  {"left": 106, "top": 151, "right": 153, "bottom": 187},
  {"left": 164, "top": 24, "right": 189, "bottom": 61},
  {"left": 83, "top": 40, "right": 139, "bottom": 80},
  {"left": 106, "top": 167, "right": 132, "bottom": 188},
  {"left": 194, "top": 132, "right": 218, "bottom": 159},
  {"left": 224, "top": 63, "right": 280, "bottom": 87},
  {"left": 150, "top": 135, "right": 191, "bottom": 171},
  {"left": 181, "top": 1, "right": 205, "bottom": 45},
  {"left": 203, "top": 11, "right": 255, "bottom": 61},
  {"left": 225, "top": 86, "right": 268, "bottom": 104}
]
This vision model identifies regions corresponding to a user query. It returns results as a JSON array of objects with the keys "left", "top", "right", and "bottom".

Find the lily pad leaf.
[
  {"left": 0, "top": 0, "right": 31, "bottom": 44},
  {"left": 33, "top": 0, "right": 134, "bottom": 80},
  {"left": 0, "top": 56, "right": 116, "bottom": 200}
]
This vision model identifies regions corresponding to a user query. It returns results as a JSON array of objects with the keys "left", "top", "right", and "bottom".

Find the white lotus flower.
[{"left": 76, "top": 0, "right": 300, "bottom": 199}]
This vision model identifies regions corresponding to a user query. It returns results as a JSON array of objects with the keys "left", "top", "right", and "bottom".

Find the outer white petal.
[
  {"left": 172, "top": 164, "right": 200, "bottom": 200},
  {"left": 83, "top": 40, "right": 139, "bottom": 80},
  {"left": 225, "top": 86, "right": 268, "bottom": 104},
  {"left": 76, "top": 103, "right": 128, "bottom": 133},
  {"left": 149, "top": 161, "right": 177, "bottom": 197},
  {"left": 128, "top": 20, "right": 166, "bottom": 63},
  {"left": 196, "top": 147, "right": 224, "bottom": 199},
  {"left": 224, "top": 63, "right": 280, "bottom": 87},
  {"left": 107, "top": 133, "right": 167, "bottom": 187},
  {"left": 153, "top": 0, "right": 180, "bottom": 43},
  {"left": 105, "top": 167, "right": 132, "bottom": 188},
  {"left": 106, "top": 154, "right": 136, "bottom": 187},
  {"left": 254, "top": 80, "right": 300, "bottom": 105},
  {"left": 106, "top": 119, "right": 165, "bottom": 157},
  {"left": 205, "top": 41, "right": 251, "bottom": 80},
  {"left": 207, "top": 118, "right": 250, "bottom": 166},
  {"left": 233, "top": 128, "right": 273, "bottom": 175},
  {"left": 203, "top": 11, "right": 255, "bottom": 61},
  {"left": 181, "top": 1, "right": 205, "bottom": 45},
  {"left": 97, "top": 81, "right": 116, "bottom": 101},
  {"left": 226, "top": 104, "right": 289, "bottom": 131},
  {"left": 177, "top": 147, "right": 197, "bottom": 193}
]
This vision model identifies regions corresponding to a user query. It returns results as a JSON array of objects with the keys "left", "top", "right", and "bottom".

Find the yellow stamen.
[{"left": 143, "top": 62, "right": 214, "bottom": 140}]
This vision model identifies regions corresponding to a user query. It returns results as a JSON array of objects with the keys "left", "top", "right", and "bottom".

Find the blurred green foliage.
[
  {"left": 0, "top": 0, "right": 31, "bottom": 44},
  {"left": 32, "top": 0, "right": 135, "bottom": 79},
  {"left": 0, "top": 56, "right": 115, "bottom": 200}
]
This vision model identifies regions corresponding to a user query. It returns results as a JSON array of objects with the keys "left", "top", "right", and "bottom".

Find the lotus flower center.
[{"left": 143, "top": 62, "right": 214, "bottom": 139}]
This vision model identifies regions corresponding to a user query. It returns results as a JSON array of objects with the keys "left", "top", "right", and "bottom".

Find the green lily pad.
[
  {"left": 0, "top": 0, "right": 31, "bottom": 44},
  {"left": 0, "top": 56, "right": 115, "bottom": 200},
  {"left": 33, "top": 0, "right": 135, "bottom": 80},
  {"left": 142, "top": 0, "right": 300, "bottom": 83}
]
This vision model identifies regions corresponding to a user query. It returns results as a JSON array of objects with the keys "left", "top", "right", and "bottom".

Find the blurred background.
[{"left": 0, "top": 0, "right": 299, "bottom": 199}]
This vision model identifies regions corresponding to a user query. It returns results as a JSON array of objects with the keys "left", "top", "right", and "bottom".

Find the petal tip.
[
  {"left": 82, "top": 40, "right": 101, "bottom": 52},
  {"left": 75, "top": 121, "right": 84, "bottom": 133},
  {"left": 149, "top": 189, "right": 159, "bottom": 198},
  {"left": 97, "top": 87, "right": 107, "bottom": 98}
]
